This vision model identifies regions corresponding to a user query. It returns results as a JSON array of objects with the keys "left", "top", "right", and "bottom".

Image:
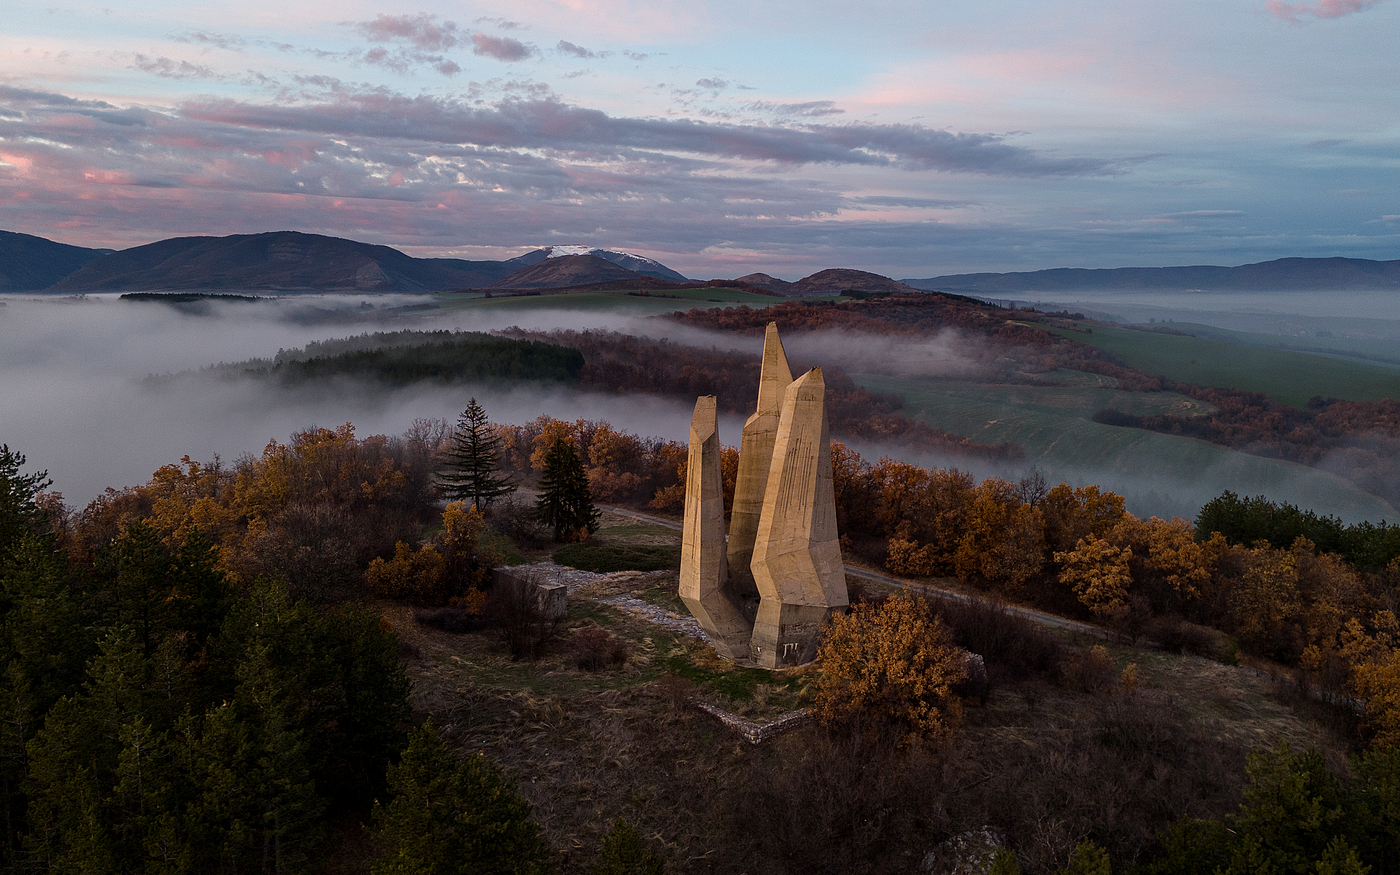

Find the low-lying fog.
[
  {"left": 0, "top": 294, "right": 748, "bottom": 506},
  {"left": 0, "top": 291, "right": 1392, "bottom": 524}
]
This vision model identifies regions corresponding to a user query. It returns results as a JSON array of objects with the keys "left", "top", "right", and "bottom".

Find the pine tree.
[
  {"left": 0, "top": 445, "right": 51, "bottom": 558},
  {"left": 439, "top": 399, "right": 515, "bottom": 511},
  {"left": 591, "top": 818, "right": 665, "bottom": 875},
  {"left": 534, "top": 438, "right": 599, "bottom": 542},
  {"left": 1058, "top": 839, "right": 1110, "bottom": 875},
  {"left": 371, "top": 721, "right": 550, "bottom": 875}
]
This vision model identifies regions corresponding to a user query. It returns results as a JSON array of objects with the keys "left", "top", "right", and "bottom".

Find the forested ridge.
[{"left": 149, "top": 330, "right": 587, "bottom": 389}]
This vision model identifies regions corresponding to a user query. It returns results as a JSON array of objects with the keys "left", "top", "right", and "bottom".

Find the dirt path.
[{"left": 597, "top": 502, "right": 1112, "bottom": 640}]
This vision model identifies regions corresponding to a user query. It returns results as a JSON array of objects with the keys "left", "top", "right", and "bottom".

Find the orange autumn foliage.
[{"left": 813, "top": 593, "right": 968, "bottom": 745}]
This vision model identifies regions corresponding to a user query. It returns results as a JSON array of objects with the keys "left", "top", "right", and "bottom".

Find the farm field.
[
  {"left": 1166, "top": 322, "right": 1400, "bottom": 368},
  {"left": 429, "top": 286, "right": 805, "bottom": 315},
  {"left": 857, "top": 372, "right": 1397, "bottom": 522},
  {"left": 1036, "top": 322, "right": 1400, "bottom": 407}
]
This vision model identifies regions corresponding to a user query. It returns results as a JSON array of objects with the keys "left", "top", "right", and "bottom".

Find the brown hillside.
[
  {"left": 732, "top": 272, "right": 793, "bottom": 293},
  {"left": 789, "top": 268, "right": 920, "bottom": 296},
  {"left": 488, "top": 254, "right": 643, "bottom": 290}
]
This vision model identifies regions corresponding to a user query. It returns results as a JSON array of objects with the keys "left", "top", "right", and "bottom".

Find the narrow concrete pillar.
[
  {"left": 727, "top": 322, "right": 792, "bottom": 595},
  {"left": 749, "top": 368, "right": 849, "bottom": 668},
  {"left": 679, "top": 396, "right": 753, "bottom": 660}
]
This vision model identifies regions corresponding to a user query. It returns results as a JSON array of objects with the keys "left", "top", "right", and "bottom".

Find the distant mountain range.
[
  {"left": 903, "top": 257, "right": 1400, "bottom": 294},
  {"left": 0, "top": 231, "right": 697, "bottom": 294},
  {"left": 41, "top": 232, "right": 517, "bottom": 293},
  {"left": 0, "top": 230, "right": 112, "bottom": 291},
  {"left": 5, "top": 228, "right": 1396, "bottom": 296}
]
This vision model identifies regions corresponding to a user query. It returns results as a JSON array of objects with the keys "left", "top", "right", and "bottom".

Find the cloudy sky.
[{"left": 1, "top": 0, "right": 1396, "bottom": 278}]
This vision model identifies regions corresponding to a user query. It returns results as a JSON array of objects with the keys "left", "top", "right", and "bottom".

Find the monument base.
[
  {"left": 681, "top": 590, "right": 755, "bottom": 662},
  {"left": 750, "top": 600, "right": 835, "bottom": 669}
]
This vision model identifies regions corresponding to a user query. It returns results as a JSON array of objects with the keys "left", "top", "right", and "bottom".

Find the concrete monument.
[
  {"left": 727, "top": 322, "right": 792, "bottom": 593},
  {"left": 749, "top": 367, "right": 848, "bottom": 667},
  {"left": 678, "top": 396, "right": 753, "bottom": 661},
  {"left": 678, "top": 324, "right": 848, "bottom": 668}
]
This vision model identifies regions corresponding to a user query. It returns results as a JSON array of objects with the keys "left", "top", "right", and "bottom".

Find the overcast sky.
[{"left": 1, "top": 0, "right": 1396, "bottom": 278}]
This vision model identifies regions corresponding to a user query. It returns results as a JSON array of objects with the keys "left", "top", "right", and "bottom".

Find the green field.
[
  {"left": 858, "top": 372, "right": 1396, "bottom": 522},
  {"left": 429, "top": 286, "right": 826, "bottom": 315},
  {"left": 1169, "top": 322, "right": 1400, "bottom": 369},
  {"left": 1039, "top": 322, "right": 1400, "bottom": 407}
]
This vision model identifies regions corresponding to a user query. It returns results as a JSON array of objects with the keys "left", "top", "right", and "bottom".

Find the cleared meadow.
[
  {"left": 430, "top": 286, "right": 799, "bottom": 315},
  {"left": 1038, "top": 322, "right": 1400, "bottom": 407},
  {"left": 857, "top": 372, "right": 1396, "bottom": 522}
]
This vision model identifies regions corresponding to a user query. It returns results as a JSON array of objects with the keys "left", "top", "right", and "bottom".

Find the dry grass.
[{"left": 373, "top": 563, "right": 1358, "bottom": 875}]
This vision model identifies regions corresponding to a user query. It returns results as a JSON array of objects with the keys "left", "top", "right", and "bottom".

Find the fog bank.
[{"left": 2, "top": 293, "right": 1392, "bottom": 524}]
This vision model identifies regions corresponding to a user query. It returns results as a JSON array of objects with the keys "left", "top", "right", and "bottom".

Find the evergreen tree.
[
  {"left": 987, "top": 848, "right": 1022, "bottom": 875},
  {"left": 534, "top": 438, "right": 599, "bottom": 542},
  {"left": 591, "top": 818, "right": 665, "bottom": 875},
  {"left": 371, "top": 721, "right": 550, "bottom": 875},
  {"left": 439, "top": 399, "right": 515, "bottom": 511},
  {"left": 0, "top": 445, "right": 51, "bottom": 558},
  {"left": 1058, "top": 839, "right": 1110, "bottom": 875}
]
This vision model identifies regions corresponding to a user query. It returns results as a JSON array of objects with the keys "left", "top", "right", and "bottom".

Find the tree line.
[{"left": 1096, "top": 393, "right": 1400, "bottom": 510}]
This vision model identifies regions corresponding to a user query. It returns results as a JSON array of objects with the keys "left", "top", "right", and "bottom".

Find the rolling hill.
[
  {"left": 505, "top": 245, "right": 691, "bottom": 281},
  {"left": 42, "top": 231, "right": 518, "bottom": 293},
  {"left": 488, "top": 254, "right": 648, "bottom": 289},
  {"left": 787, "top": 268, "right": 921, "bottom": 296},
  {"left": 0, "top": 230, "right": 109, "bottom": 291}
]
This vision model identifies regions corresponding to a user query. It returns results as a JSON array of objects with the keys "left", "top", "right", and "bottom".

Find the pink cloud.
[
  {"left": 1266, "top": 0, "right": 1389, "bottom": 22},
  {"left": 470, "top": 33, "right": 536, "bottom": 62},
  {"left": 356, "top": 14, "right": 461, "bottom": 51}
]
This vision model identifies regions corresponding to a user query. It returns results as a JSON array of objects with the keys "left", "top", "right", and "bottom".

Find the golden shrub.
[{"left": 813, "top": 592, "right": 968, "bottom": 745}]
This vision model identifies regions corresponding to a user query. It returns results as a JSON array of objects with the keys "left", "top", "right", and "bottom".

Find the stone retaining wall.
[{"left": 694, "top": 702, "right": 811, "bottom": 745}]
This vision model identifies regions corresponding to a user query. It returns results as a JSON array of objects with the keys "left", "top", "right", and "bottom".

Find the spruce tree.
[
  {"left": 591, "top": 818, "right": 665, "bottom": 875},
  {"left": 372, "top": 721, "right": 550, "bottom": 875},
  {"left": 439, "top": 399, "right": 515, "bottom": 511},
  {"left": 534, "top": 438, "right": 599, "bottom": 542}
]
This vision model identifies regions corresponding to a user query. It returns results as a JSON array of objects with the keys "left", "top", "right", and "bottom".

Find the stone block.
[{"left": 493, "top": 566, "right": 568, "bottom": 620}]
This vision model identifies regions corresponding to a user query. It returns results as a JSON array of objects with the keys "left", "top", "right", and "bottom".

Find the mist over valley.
[{"left": 5, "top": 283, "right": 1397, "bottom": 527}]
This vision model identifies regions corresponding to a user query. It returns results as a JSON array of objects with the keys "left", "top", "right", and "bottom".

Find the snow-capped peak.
[
  {"left": 529, "top": 245, "right": 691, "bottom": 281},
  {"left": 541, "top": 245, "right": 664, "bottom": 269}
]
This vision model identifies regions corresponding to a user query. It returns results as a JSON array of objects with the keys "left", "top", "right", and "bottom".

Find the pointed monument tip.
[{"left": 690, "top": 395, "right": 718, "bottom": 441}]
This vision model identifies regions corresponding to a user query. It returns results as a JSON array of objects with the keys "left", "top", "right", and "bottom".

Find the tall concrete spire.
[
  {"left": 677, "top": 326, "right": 848, "bottom": 670},
  {"left": 678, "top": 396, "right": 752, "bottom": 661},
  {"left": 727, "top": 322, "right": 791, "bottom": 593},
  {"left": 748, "top": 367, "right": 848, "bottom": 668}
]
